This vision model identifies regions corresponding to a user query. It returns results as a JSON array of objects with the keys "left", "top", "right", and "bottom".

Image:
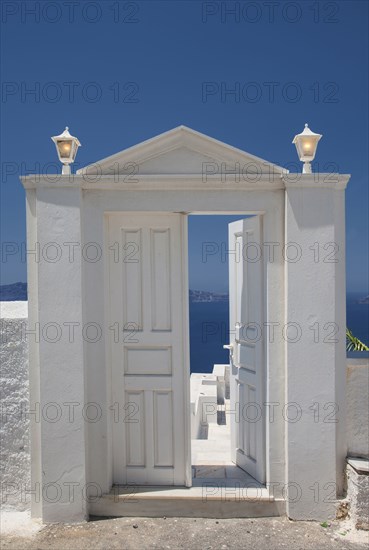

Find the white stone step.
[{"left": 90, "top": 484, "right": 285, "bottom": 518}]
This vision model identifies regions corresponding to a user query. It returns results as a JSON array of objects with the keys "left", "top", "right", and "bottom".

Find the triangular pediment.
[
  {"left": 77, "top": 126, "right": 285, "bottom": 177},
  {"left": 137, "top": 146, "right": 221, "bottom": 175}
]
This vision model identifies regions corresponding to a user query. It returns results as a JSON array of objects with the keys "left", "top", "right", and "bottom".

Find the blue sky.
[{"left": 1, "top": 0, "right": 368, "bottom": 293}]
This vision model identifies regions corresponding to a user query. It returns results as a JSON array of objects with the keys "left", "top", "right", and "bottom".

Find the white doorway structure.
[{"left": 21, "top": 126, "right": 350, "bottom": 523}]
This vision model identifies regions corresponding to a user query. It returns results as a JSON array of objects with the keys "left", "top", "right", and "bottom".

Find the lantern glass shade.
[{"left": 57, "top": 140, "right": 73, "bottom": 160}]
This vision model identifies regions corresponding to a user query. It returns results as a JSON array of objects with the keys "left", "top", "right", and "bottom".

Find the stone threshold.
[{"left": 89, "top": 483, "right": 285, "bottom": 518}]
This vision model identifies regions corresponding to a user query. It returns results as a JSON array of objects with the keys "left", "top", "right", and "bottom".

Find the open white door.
[
  {"left": 227, "top": 216, "right": 266, "bottom": 484},
  {"left": 107, "top": 213, "right": 190, "bottom": 486}
]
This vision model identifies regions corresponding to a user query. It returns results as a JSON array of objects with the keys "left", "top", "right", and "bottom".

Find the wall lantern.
[
  {"left": 51, "top": 127, "right": 81, "bottom": 175},
  {"left": 292, "top": 123, "right": 322, "bottom": 174}
]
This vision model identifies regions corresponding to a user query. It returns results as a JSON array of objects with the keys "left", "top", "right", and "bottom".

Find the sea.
[
  {"left": 190, "top": 292, "right": 369, "bottom": 373},
  {"left": 0, "top": 284, "right": 368, "bottom": 372}
]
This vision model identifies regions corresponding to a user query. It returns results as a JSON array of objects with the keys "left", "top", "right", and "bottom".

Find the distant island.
[
  {"left": 2, "top": 283, "right": 369, "bottom": 305},
  {"left": 0, "top": 282, "right": 229, "bottom": 304},
  {"left": 189, "top": 290, "right": 228, "bottom": 303}
]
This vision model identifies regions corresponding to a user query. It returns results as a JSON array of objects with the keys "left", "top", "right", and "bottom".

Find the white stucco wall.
[{"left": 0, "top": 302, "right": 30, "bottom": 511}]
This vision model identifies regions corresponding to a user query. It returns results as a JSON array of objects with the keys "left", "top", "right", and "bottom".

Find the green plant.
[{"left": 346, "top": 328, "right": 369, "bottom": 352}]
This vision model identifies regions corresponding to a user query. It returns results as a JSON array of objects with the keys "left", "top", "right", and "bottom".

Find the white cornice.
[
  {"left": 282, "top": 174, "right": 350, "bottom": 190},
  {"left": 20, "top": 173, "right": 350, "bottom": 191},
  {"left": 21, "top": 174, "right": 286, "bottom": 191}
]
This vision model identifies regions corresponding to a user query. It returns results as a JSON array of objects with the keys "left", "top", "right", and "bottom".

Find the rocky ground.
[{"left": 1, "top": 513, "right": 368, "bottom": 549}]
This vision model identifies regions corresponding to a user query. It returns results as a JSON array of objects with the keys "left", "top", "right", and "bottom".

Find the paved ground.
[{"left": 1, "top": 516, "right": 368, "bottom": 550}]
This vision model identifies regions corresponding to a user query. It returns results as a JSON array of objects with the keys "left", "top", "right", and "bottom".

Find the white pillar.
[
  {"left": 284, "top": 173, "right": 350, "bottom": 520},
  {"left": 25, "top": 184, "right": 87, "bottom": 523}
]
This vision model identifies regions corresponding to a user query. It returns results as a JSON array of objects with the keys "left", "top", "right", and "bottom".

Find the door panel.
[
  {"left": 108, "top": 213, "right": 190, "bottom": 486},
  {"left": 228, "top": 216, "right": 265, "bottom": 484}
]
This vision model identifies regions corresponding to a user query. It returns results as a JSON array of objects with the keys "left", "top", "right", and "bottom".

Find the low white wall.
[
  {"left": 346, "top": 359, "right": 369, "bottom": 458},
  {"left": 346, "top": 459, "right": 369, "bottom": 530},
  {"left": 190, "top": 365, "right": 230, "bottom": 439},
  {"left": 190, "top": 374, "right": 217, "bottom": 438},
  {"left": 0, "top": 302, "right": 30, "bottom": 511}
]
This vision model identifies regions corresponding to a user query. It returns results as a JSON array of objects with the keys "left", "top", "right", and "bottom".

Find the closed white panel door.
[
  {"left": 228, "top": 216, "right": 265, "bottom": 484},
  {"left": 108, "top": 213, "right": 190, "bottom": 486}
]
